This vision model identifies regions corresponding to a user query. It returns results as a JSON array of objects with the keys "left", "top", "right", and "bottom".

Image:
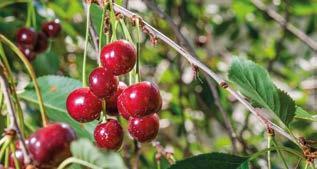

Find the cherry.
[
  {"left": 27, "top": 123, "right": 76, "bottom": 166},
  {"left": 105, "top": 82, "right": 127, "bottom": 116},
  {"left": 41, "top": 19, "right": 61, "bottom": 38},
  {"left": 66, "top": 87, "right": 102, "bottom": 122},
  {"left": 117, "top": 81, "right": 162, "bottom": 118},
  {"left": 34, "top": 32, "right": 48, "bottom": 53},
  {"left": 128, "top": 114, "right": 160, "bottom": 142},
  {"left": 16, "top": 28, "right": 37, "bottom": 47},
  {"left": 94, "top": 119, "right": 123, "bottom": 150},
  {"left": 88, "top": 67, "right": 119, "bottom": 98},
  {"left": 18, "top": 46, "right": 36, "bottom": 61},
  {"left": 100, "top": 40, "right": 136, "bottom": 75}
]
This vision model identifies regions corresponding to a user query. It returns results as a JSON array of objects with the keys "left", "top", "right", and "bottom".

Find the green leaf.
[
  {"left": 168, "top": 153, "right": 248, "bottom": 169},
  {"left": 294, "top": 106, "right": 317, "bottom": 122},
  {"left": 19, "top": 75, "right": 96, "bottom": 139},
  {"left": 71, "top": 138, "right": 127, "bottom": 169},
  {"left": 228, "top": 58, "right": 295, "bottom": 125},
  {"left": 32, "top": 51, "right": 59, "bottom": 76}
]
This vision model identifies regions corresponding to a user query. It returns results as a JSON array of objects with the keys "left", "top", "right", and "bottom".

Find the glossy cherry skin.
[
  {"left": 9, "top": 149, "right": 25, "bottom": 169},
  {"left": 66, "top": 87, "right": 102, "bottom": 122},
  {"left": 105, "top": 82, "right": 127, "bottom": 116},
  {"left": 94, "top": 119, "right": 123, "bottom": 150},
  {"left": 27, "top": 123, "right": 76, "bottom": 166},
  {"left": 41, "top": 19, "right": 61, "bottom": 38},
  {"left": 34, "top": 32, "right": 48, "bottom": 53},
  {"left": 128, "top": 114, "right": 160, "bottom": 142},
  {"left": 100, "top": 40, "right": 136, "bottom": 75},
  {"left": 117, "top": 81, "right": 162, "bottom": 118},
  {"left": 18, "top": 46, "right": 36, "bottom": 61},
  {"left": 16, "top": 28, "right": 37, "bottom": 47},
  {"left": 88, "top": 67, "right": 119, "bottom": 98}
]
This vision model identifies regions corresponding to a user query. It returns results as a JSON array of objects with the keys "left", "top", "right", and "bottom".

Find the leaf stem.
[
  {"left": 57, "top": 157, "right": 103, "bottom": 169},
  {"left": 82, "top": 3, "right": 91, "bottom": 87},
  {"left": 0, "top": 34, "right": 48, "bottom": 127}
]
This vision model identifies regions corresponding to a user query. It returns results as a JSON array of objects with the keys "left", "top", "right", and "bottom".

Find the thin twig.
[
  {"left": 0, "top": 63, "right": 30, "bottom": 164},
  {"left": 112, "top": 3, "right": 298, "bottom": 144},
  {"left": 152, "top": 141, "right": 175, "bottom": 165},
  {"left": 251, "top": 0, "right": 317, "bottom": 52}
]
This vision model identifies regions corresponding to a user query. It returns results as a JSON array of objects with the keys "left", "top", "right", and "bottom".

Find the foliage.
[{"left": 0, "top": 0, "right": 316, "bottom": 168}]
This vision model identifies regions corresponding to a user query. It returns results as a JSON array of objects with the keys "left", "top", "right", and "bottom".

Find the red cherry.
[
  {"left": 100, "top": 40, "right": 136, "bottom": 75},
  {"left": 117, "top": 81, "right": 162, "bottom": 118},
  {"left": 18, "top": 46, "right": 36, "bottom": 61},
  {"left": 128, "top": 114, "right": 160, "bottom": 142},
  {"left": 94, "top": 119, "right": 123, "bottom": 150},
  {"left": 105, "top": 82, "right": 127, "bottom": 116},
  {"left": 9, "top": 149, "right": 25, "bottom": 169},
  {"left": 34, "top": 32, "right": 48, "bottom": 53},
  {"left": 66, "top": 87, "right": 102, "bottom": 122},
  {"left": 88, "top": 67, "right": 119, "bottom": 98},
  {"left": 16, "top": 28, "right": 37, "bottom": 47},
  {"left": 41, "top": 19, "right": 61, "bottom": 38},
  {"left": 27, "top": 123, "right": 76, "bottom": 166}
]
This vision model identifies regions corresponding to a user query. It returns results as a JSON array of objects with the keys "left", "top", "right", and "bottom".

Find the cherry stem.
[
  {"left": 0, "top": 34, "right": 48, "bottom": 127},
  {"left": 267, "top": 135, "right": 272, "bottom": 169},
  {"left": 0, "top": 69, "right": 31, "bottom": 164},
  {"left": 98, "top": 6, "right": 106, "bottom": 66},
  {"left": 272, "top": 138, "right": 289, "bottom": 169},
  {"left": 10, "top": 142, "right": 21, "bottom": 169},
  {"left": 57, "top": 157, "right": 102, "bottom": 169},
  {"left": 135, "top": 18, "right": 141, "bottom": 83},
  {"left": 0, "top": 43, "right": 25, "bottom": 135},
  {"left": 82, "top": 3, "right": 91, "bottom": 87},
  {"left": 25, "top": 0, "right": 32, "bottom": 27}
]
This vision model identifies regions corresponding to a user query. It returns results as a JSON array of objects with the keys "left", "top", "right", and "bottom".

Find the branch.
[
  {"left": 112, "top": 3, "right": 298, "bottom": 144},
  {"left": 251, "top": 0, "right": 317, "bottom": 53},
  {"left": 0, "top": 63, "right": 31, "bottom": 164},
  {"left": 143, "top": 0, "right": 239, "bottom": 153}
]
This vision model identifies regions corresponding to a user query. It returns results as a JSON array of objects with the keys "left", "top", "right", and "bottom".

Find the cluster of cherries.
[
  {"left": 66, "top": 40, "right": 162, "bottom": 150},
  {"left": 8, "top": 123, "right": 76, "bottom": 168},
  {"left": 16, "top": 19, "right": 61, "bottom": 61}
]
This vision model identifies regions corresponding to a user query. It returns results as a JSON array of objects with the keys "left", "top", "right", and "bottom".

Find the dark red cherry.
[
  {"left": 16, "top": 28, "right": 37, "bottom": 47},
  {"left": 128, "top": 114, "right": 159, "bottom": 142},
  {"left": 94, "top": 119, "right": 123, "bottom": 150},
  {"left": 117, "top": 81, "right": 162, "bottom": 118},
  {"left": 105, "top": 82, "right": 127, "bottom": 116},
  {"left": 66, "top": 87, "right": 102, "bottom": 122},
  {"left": 18, "top": 46, "right": 36, "bottom": 61},
  {"left": 41, "top": 19, "right": 61, "bottom": 38},
  {"left": 100, "top": 40, "right": 136, "bottom": 75},
  {"left": 9, "top": 149, "right": 25, "bottom": 169},
  {"left": 88, "top": 67, "right": 119, "bottom": 98},
  {"left": 34, "top": 32, "right": 48, "bottom": 53},
  {"left": 27, "top": 123, "right": 76, "bottom": 166}
]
